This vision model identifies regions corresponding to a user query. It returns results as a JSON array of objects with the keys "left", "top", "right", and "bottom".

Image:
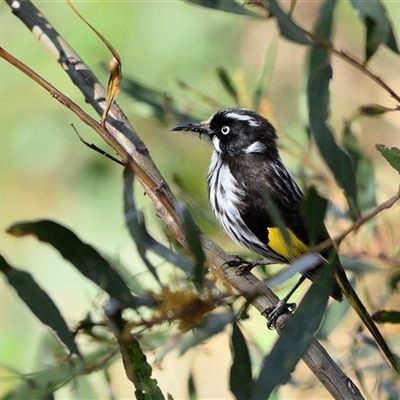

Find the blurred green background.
[{"left": 1, "top": 1, "right": 400, "bottom": 398}]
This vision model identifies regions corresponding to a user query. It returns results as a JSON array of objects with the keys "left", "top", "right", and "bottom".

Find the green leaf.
[
  {"left": 264, "top": 0, "right": 312, "bottom": 44},
  {"left": 253, "top": 38, "right": 278, "bottom": 109},
  {"left": 188, "top": 371, "right": 198, "bottom": 400},
  {"left": 376, "top": 144, "right": 400, "bottom": 174},
  {"left": 184, "top": 0, "right": 260, "bottom": 17},
  {"left": 250, "top": 259, "right": 335, "bottom": 399},
  {"left": 175, "top": 80, "right": 224, "bottom": 112},
  {"left": 3, "top": 347, "right": 113, "bottom": 399},
  {"left": 343, "top": 121, "right": 377, "bottom": 210},
  {"left": 0, "top": 253, "right": 81, "bottom": 357},
  {"left": 316, "top": 268, "right": 360, "bottom": 340},
  {"left": 107, "top": 293, "right": 164, "bottom": 399},
  {"left": 358, "top": 103, "right": 393, "bottom": 116},
  {"left": 216, "top": 66, "right": 239, "bottom": 104},
  {"left": 372, "top": 310, "right": 400, "bottom": 324},
  {"left": 123, "top": 168, "right": 160, "bottom": 282},
  {"left": 307, "top": 0, "right": 358, "bottom": 214},
  {"left": 356, "top": 157, "right": 378, "bottom": 210},
  {"left": 349, "top": 0, "right": 399, "bottom": 61},
  {"left": 316, "top": 295, "right": 350, "bottom": 340},
  {"left": 340, "top": 254, "right": 378, "bottom": 273},
  {"left": 2, "top": 364, "right": 72, "bottom": 400},
  {"left": 122, "top": 75, "right": 170, "bottom": 120},
  {"left": 123, "top": 168, "right": 194, "bottom": 277},
  {"left": 172, "top": 174, "right": 216, "bottom": 226},
  {"left": 118, "top": 338, "right": 165, "bottom": 400},
  {"left": 301, "top": 186, "right": 328, "bottom": 246},
  {"left": 7, "top": 220, "right": 138, "bottom": 309},
  {"left": 121, "top": 75, "right": 190, "bottom": 122},
  {"left": 316, "top": 259, "right": 373, "bottom": 340},
  {"left": 176, "top": 202, "right": 206, "bottom": 289},
  {"left": 229, "top": 322, "right": 253, "bottom": 400}
]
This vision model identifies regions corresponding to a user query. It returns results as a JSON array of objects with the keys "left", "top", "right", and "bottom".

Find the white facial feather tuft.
[
  {"left": 212, "top": 136, "right": 222, "bottom": 153},
  {"left": 224, "top": 112, "right": 260, "bottom": 127},
  {"left": 244, "top": 141, "right": 266, "bottom": 154}
]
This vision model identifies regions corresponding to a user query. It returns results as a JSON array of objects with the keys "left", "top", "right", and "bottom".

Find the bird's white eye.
[{"left": 221, "top": 126, "right": 230, "bottom": 135}]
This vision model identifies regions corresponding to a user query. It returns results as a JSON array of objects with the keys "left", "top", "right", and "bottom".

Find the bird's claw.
[
  {"left": 262, "top": 300, "right": 296, "bottom": 329},
  {"left": 225, "top": 256, "right": 266, "bottom": 275}
]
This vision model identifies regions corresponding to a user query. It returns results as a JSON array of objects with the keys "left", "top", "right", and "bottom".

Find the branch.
[
  {"left": 312, "top": 35, "right": 400, "bottom": 104},
  {"left": 2, "top": 1, "right": 364, "bottom": 398},
  {"left": 260, "top": 0, "right": 400, "bottom": 104},
  {"left": 312, "top": 186, "right": 400, "bottom": 255}
]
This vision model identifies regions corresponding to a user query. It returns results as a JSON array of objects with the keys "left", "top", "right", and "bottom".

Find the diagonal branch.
[{"left": 1, "top": 1, "right": 365, "bottom": 398}]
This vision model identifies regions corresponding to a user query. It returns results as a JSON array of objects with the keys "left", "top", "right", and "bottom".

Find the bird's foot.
[
  {"left": 225, "top": 256, "right": 272, "bottom": 275},
  {"left": 262, "top": 300, "right": 296, "bottom": 329}
]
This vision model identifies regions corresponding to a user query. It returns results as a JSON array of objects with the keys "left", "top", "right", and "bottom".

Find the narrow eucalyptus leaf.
[
  {"left": 349, "top": 0, "right": 399, "bottom": 60},
  {"left": 342, "top": 122, "right": 377, "bottom": 211},
  {"left": 188, "top": 371, "right": 197, "bottom": 400},
  {"left": 308, "top": 0, "right": 358, "bottom": 211},
  {"left": 301, "top": 187, "right": 328, "bottom": 246},
  {"left": 376, "top": 144, "right": 400, "bottom": 174},
  {"left": 316, "top": 297, "right": 350, "bottom": 340},
  {"left": 372, "top": 310, "right": 400, "bottom": 324},
  {"left": 216, "top": 66, "right": 239, "bottom": 104},
  {"left": 123, "top": 168, "right": 194, "bottom": 276},
  {"left": 2, "top": 364, "right": 71, "bottom": 400},
  {"left": 123, "top": 168, "right": 161, "bottom": 281},
  {"left": 359, "top": 103, "right": 393, "bottom": 116},
  {"left": 253, "top": 38, "right": 278, "bottom": 109},
  {"left": 308, "top": 38, "right": 358, "bottom": 211},
  {"left": 176, "top": 202, "right": 205, "bottom": 288},
  {"left": 229, "top": 322, "right": 253, "bottom": 400},
  {"left": 0, "top": 254, "right": 81, "bottom": 357},
  {"left": 118, "top": 337, "right": 165, "bottom": 400},
  {"left": 264, "top": 0, "right": 312, "bottom": 44},
  {"left": 7, "top": 220, "right": 138, "bottom": 308}
]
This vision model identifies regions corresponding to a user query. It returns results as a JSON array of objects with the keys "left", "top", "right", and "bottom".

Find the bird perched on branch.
[{"left": 172, "top": 107, "right": 399, "bottom": 373}]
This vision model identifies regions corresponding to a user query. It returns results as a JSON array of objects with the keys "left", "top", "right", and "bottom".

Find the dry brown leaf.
[{"left": 65, "top": 0, "right": 122, "bottom": 125}]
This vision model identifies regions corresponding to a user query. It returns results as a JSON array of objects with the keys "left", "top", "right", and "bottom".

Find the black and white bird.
[{"left": 172, "top": 107, "right": 399, "bottom": 373}]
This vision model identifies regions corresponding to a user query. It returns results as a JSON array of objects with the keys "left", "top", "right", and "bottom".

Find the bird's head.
[{"left": 171, "top": 108, "right": 278, "bottom": 157}]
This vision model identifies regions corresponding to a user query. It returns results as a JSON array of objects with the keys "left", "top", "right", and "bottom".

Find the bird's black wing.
[
  {"left": 229, "top": 154, "right": 309, "bottom": 250},
  {"left": 229, "top": 153, "right": 342, "bottom": 300}
]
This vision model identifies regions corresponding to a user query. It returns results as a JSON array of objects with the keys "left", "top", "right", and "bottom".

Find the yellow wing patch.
[{"left": 267, "top": 227, "right": 310, "bottom": 260}]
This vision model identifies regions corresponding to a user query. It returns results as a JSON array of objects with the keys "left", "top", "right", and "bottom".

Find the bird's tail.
[{"left": 334, "top": 264, "right": 399, "bottom": 374}]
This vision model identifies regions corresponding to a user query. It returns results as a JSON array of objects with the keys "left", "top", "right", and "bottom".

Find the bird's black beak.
[{"left": 171, "top": 121, "right": 213, "bottom": 138}]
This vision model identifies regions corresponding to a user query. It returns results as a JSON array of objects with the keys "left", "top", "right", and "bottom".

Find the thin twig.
[
  {"left": 258, "top": 0, "right": 400, "bottom": 104},
  {"left": 71, "top": 123, "right": 125, "bottom": 166},
  {"left": 318, "top": 38, "right": 400, "bottom": 104},
  {"left": 313, "top": 186, "right": 400, "bottom": 255}
]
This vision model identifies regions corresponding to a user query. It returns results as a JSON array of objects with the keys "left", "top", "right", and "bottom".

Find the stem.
[{"left": 313, "top": 186, "right": 400, "bottom": 254}]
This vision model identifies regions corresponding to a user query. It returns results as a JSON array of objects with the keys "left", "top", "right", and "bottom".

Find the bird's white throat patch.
[
  {"left": 208, "top": 155, "right": 243, "bottom": 234},
  {"left": 207, "top": 153, "right": 268, "bottom": 253},
  {"left": 212, "top": 136, "right": 221, "bottom": 153}
]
